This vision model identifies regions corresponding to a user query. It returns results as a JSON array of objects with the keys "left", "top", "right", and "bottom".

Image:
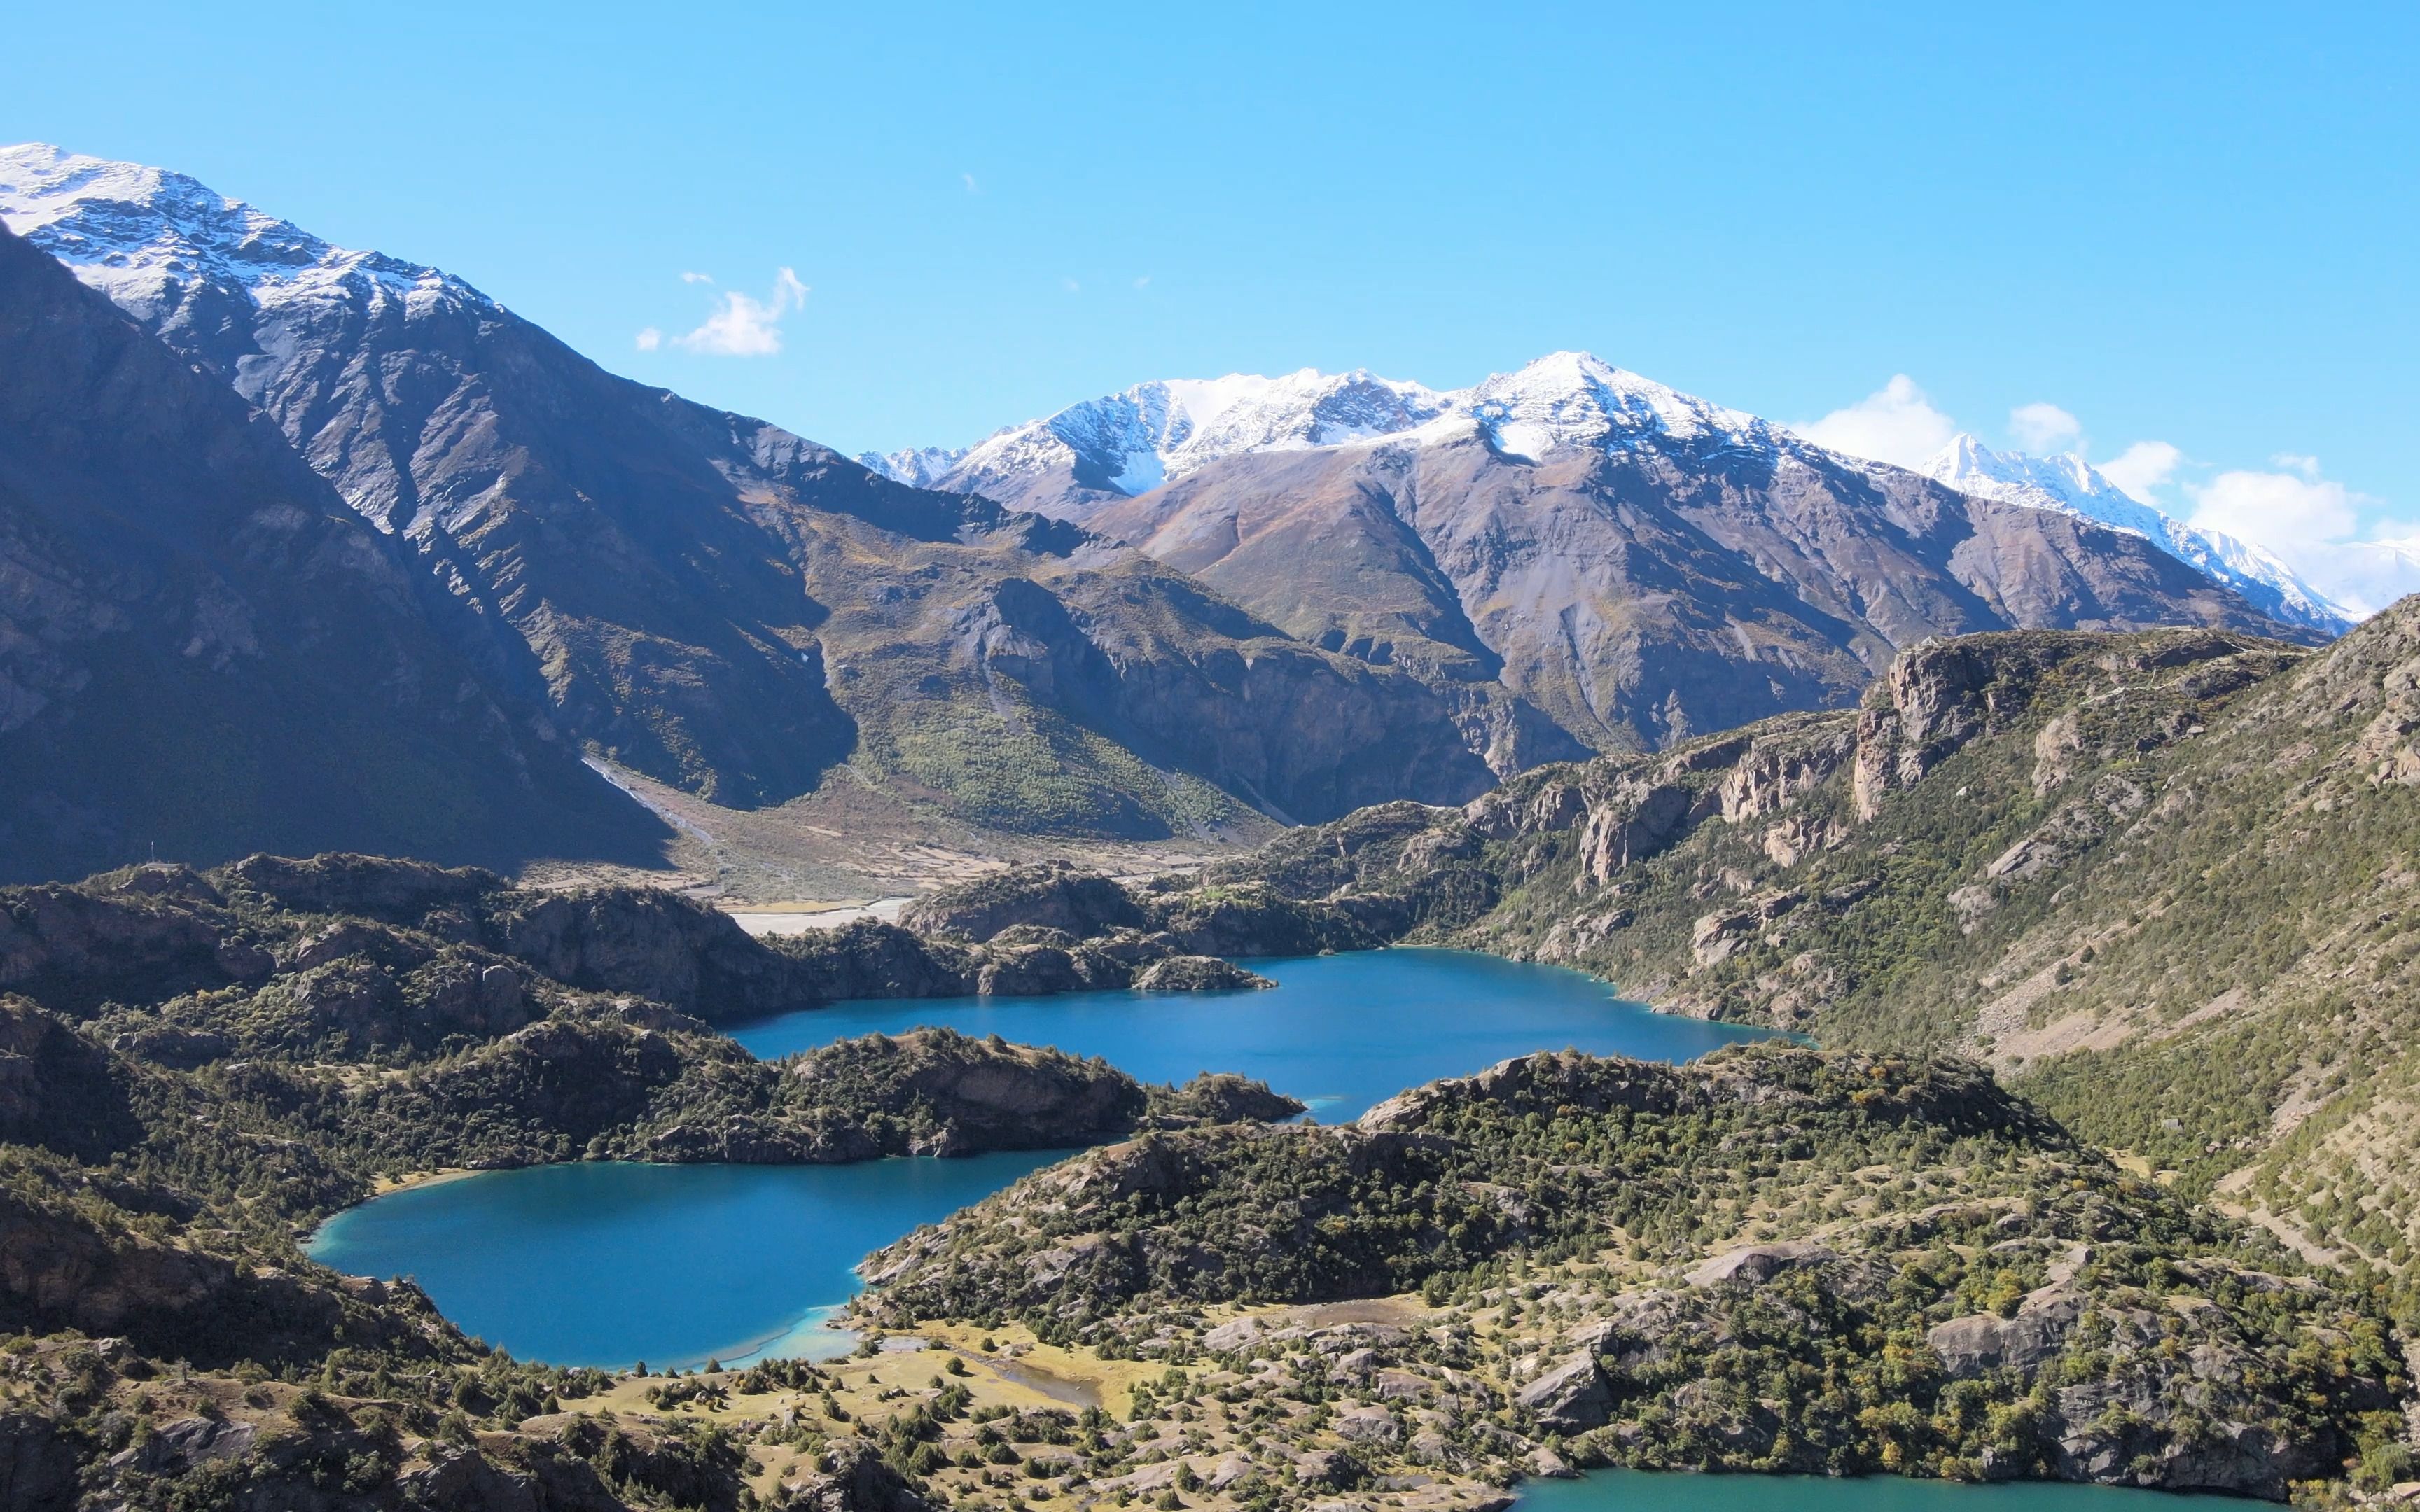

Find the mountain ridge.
[
  {"left": 863, "top": 351, "right": 2325, "bottom": 756},
  {"left": 870, "top": 353, "right": 2341, "bottom": 640},
  {"left": 1921, "top": 432, "right": 2347, "bottom": 634},
  {"left": 0, "top": 143, "right": 1501, "bottom": 847},
  {"left": 0, "top": 218, "right": 671, "bottom": 882}
]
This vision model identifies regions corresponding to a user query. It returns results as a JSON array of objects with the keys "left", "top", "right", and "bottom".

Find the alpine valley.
[{"left": 1, "top": 140, "right": 2417, "bottom": 1512}]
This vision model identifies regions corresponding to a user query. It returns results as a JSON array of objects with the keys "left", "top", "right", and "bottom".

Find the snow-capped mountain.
[
  {"left": 0, "top": 143, "right": 485, "bottom": 332},
  {"left": 0, "top": 141, "right": 2337, "bottom": 811},
  {"left": 0, "top": 143, "right": 1506, "bottom": 827},
  {"left": 866, "top": 367, "right": 1462, "bottom": 511},
  {"left": 1921, "top": 436, "right": 2350, "bottom": 634},
  {"left": 879, "top": 355, "right": 2356, "bottom": 640},
  {"left": 858, "top": 444, "right": 968, "bottom": 490},
  {"left": 864, "top": 352, "right": 1804, "bottom": 512}
]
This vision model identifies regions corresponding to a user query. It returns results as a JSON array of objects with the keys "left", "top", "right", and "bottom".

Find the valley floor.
[{"left": 527, "top": 757, "right": 1270, "bottom": 904}]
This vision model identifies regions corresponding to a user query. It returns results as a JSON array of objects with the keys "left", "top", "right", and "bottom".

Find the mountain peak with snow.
[
  {"left": 868, "top": 349, "right": 1802, "bottom": 507},
  {"left": 1925, "top": 433, "right": 2349, "bottom": 634},
  {"left": 0, "top": 142, "right": 485, "bottom": 324}
]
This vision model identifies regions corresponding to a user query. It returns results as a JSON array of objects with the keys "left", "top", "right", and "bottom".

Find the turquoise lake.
[
  {"left": 732, "top": 948, "right": 1769, "bottom": 1121},
  {"left": 310, "top": 949, "right": 1772, "bottom": 1371},
  {"left": 1517, "top": 1470, "right": 2244, "bottom": 1511},
  {"left": 308, "top": 1152, "right": 1060, "bottom": 1371}
]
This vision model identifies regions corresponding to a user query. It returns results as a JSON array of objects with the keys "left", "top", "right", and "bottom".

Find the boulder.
[
  {"left": 1515, "top": 1354, "right": 1613, "bottom": 1432},
  {"left": 1684, "top": 1241, "right": 1838, "bottom": 1290}
]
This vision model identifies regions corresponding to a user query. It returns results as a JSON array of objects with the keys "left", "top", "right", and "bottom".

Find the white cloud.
[
  {"left": 634, "top": 327, "right": 662, "bottom": 351},
  {"left": 667, "top": 267, "right": 809, "bottom": 358},
  {"left": 962, "top": 172, "right": 979, "bottom": 193},
  {"left": 2008, "top": 402, "right": 2081, "bottom": 454},
  {"left": 2187, "top": 467, "right": 2365, "bottom": 554},
  {"left": 2096, "top": 440, "right": 2182, "bottom": 505},
  {"left": 1062, "top": 277, "right": 1081, "bottom": 294},
  {"left": 2181, "top": 460, "right": 2420, "bottom": 617},
  {"left": 1790, "top": 375, "right": 1957, "bottom": 469},
  {"left": 1133, "top": 275, "right": 1150, "bottom": 289},
  {"left": 681, "top": 270, "right": 714, "bottom": 285}
]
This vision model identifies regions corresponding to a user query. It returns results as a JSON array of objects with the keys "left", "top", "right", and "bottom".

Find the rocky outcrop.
[
  {"left": 1928, "top": 1292, "right": 2085, "bottom": 1378},
  {"left": 1515, "top": 1356, "right": 1613, "bottom": 1433},
  {"left": 781, "top": 1028, "right": 1147, "bottom": 1158},
  {"left": 485, "top": 886, "right": 812, "bottom": 1021},
  {"left": 0, "top": 1189, "right": 235, "bottom": 1337},
  {"left": 1845, "top": 631, "right": 2255, "bottom": 820},
  {"left": 1572, "top": 783, "right": 1691, "bottom": 887},
  {"left": 0, "top": 1412, "right": 78, "bottom": 1512},
  {"left": 0, "top": 996, "right": 138, "bottom": 1160},
  {"left": 901, "top": 864, "right": 1152, "bottom": 941},
  {"left": 635, "top": 1028, "right": 1305, "bottom": 1166},
  {"left": 1148, "top": 1072, "right": 1306, "bottom": 1126},
  {"left": 1132, "top": 955, "right": 1272, "bottom": 991},
  {"left": 779, "top": 1439, "right": 935, "bottom": 1512}
]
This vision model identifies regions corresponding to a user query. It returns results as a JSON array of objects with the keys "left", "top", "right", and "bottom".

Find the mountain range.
[
  {"left": 0, "top": 146, "right": 1505, "bottom": 873},
  {"left": 0, "top": 143, "right": 2342, "bottom": 880},
  {"left": 871, "top": 361, "right": 2346, "bottom": 633},
  {"left": 870, "top": 353, "right": 2326, "bottom": 755}
]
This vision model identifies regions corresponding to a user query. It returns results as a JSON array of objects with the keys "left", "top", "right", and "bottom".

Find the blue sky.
[{"left": 7, "top": 1, "right": 2415, "bottom": 582}]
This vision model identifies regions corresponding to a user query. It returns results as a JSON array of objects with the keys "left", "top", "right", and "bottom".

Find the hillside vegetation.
[
  {"left": 0, "top": 853, "right": 1313, "bottom": 1508},
  {"left": 1091, "top": 604, "right": 2420, "bottom": 1307},
  {"left": 856, "top": 1044, "right": 2405, "bottom": 1501}
]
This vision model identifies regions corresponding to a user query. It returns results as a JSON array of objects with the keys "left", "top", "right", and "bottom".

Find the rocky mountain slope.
[
  {"left": 875, "top": 353, "right": 2317, "bottom": 766},
  {"left": 1921, "top": 433, "right": 2347, "bottom": 634},
  {"left": 857, "top": 1043, "right": 2406, "bottom": 1499},
  {"left": 0, "top": 145, "right": 1497, "bottom": 848},
  {"left": 0, "top": 219, "right": 669, "bottom": 884},
  {"left": 1014, "top": 601, "right": 2420, "bottom": 1308}
]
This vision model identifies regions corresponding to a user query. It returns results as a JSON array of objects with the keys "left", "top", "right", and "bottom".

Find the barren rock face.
[
  {"left": 1056, "top": 430, "right": 2304, "bottom": 764},
  {"left": 0, "top": 225, "right": 665, "bottom": 884}
]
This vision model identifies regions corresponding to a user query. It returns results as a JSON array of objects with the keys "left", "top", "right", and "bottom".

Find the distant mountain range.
[
  {"left": 869, "top": 361, "right": 2347, "bottom": 638},
  {"left": 0, "top": 144, "right": 2341, "bottom": 878},
  {"left": 869, "top": 351, "right": 2323, "bottom": 754},
  {"left": 0, "top": 145, "right": 1502, "bottom": 877}
]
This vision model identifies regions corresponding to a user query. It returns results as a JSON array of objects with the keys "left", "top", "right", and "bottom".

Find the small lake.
[
  {"left": 733, "top": 948, "right": 1768, "bottom": 1121},
  {"left": 310, "top": 949, "right": 1771, "bottom": 1370},
  {"left": 308, "top": 1153, "right": 1059, "bottom": 1370},
  {"left": 1519, "top": 1469, "right": 2244, "bottom": 1511}
]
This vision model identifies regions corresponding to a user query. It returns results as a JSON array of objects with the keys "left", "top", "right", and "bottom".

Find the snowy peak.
[
  {"left": 856, "top": 444, "right": 968, "bottom": 490},
  {"left": 886, "top": 350, "right": 1790, "bottom": 505},
  {"left": 0, "top": 143, "right": 482, "bottom": 322},
  {"left": 1460, "top": 350, "right": 1778, "bottom": 461},
  {"left": 1923, "top": 434, "right": 2148, "bottom": 527},
  {"left": 891, "top": 366, "right": 1460, "bottom": 500},
  {"left": 1925, "top": 433, "right": 2349, "bottom": 634}
]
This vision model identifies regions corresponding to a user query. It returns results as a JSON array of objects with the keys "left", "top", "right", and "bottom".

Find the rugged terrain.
[
  {"left": 985, "top": 602, "right": 2420, "bottom": 1306},
  {"left": 0, "top": 852, "right": 1309, "bottom": 1509},
  {"left": 0, "top": 148, "right": 1503, "bottom": 863},
  {"left": 852, "top": 1044, "right": 2407, "bottom": 1501},
  {"left": 0, "top": 200, "right": 667, "bottom": 885},
  {"left": 1, "top": 153, "right": 2334, "bottom": 879},
  {"left": 873, "top": 354, "right": 2318, "bottom": 768}
]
